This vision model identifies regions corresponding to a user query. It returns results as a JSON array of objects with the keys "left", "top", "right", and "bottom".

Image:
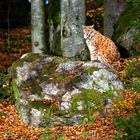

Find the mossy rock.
[
  {"left": 113, "top": 3, "right": 140, "bottom": 56},
  {"left": 9, "top": 53, "right": 123, "bottom": 127}
]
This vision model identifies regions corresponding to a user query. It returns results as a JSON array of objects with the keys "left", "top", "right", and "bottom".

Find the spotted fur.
[{"left": 82, "top": 25, "right": 120, "bottom": 64}]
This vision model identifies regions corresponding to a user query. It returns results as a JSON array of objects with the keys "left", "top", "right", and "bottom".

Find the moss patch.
[
  {"left": 22, "top": 53, "right": 40, "bottom": 62},
  {"left": 20, "top": 79, "right": 42, "bottom": 97},
  {"left": 55, "top": 73, "right": 67, "bottom": 84},
  {"left": 30, "top": 100, "right": 60, "bottom": 121},
  {"left": 83, "top": 67, "right": 99, "bottom": 74},
  {"left": 8, "top": 60, "right": 23, "bottom": 73},
  {"left": 12, "top": 80, "right": 21, "bottom": 101},
  {"left": 70, "top": 89, "right": 104, "bottom": 116}
]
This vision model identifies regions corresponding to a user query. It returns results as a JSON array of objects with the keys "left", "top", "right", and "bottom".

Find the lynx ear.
[{"left": 91, "top": 24, "right": 94, "bottom": 28}]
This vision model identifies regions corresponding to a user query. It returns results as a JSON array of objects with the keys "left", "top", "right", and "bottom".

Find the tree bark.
[
  {"left": 104, "top": 0, "right": 128, "bottom": 38},
  {"left": 61, "top": 0, "right": 88, "bottom": 60},
  {"left": 31, "top": 0, "right": 46, "bottom": 53}
]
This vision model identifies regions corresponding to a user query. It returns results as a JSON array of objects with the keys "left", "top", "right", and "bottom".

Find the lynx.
[{"left": 82, "top": 25, "right": 120, "bottom": 64}]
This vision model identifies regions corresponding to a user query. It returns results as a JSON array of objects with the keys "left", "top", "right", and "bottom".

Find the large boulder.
[
  {"left": 113, "top": 4, "right": 140, "bottom": 56},
  {"left": 9, "top": 53, "right": 123, "bottom": 127}
]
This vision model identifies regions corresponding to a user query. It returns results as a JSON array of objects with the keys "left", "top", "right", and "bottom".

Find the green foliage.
[
  {"left": 133, "top": 32, "right": 140, "bottom": 43},
  {"left": 126, "top": 0, "right": 140, "bottom": 6},
  {"left": 114, "top": 99, "right": 140, "bottom": 140},
  {"left": 57, "top": 135, "right": 64, "bottom": 140},
  {"left": 82, "top": 115, "right": 94, "bottom": 125},
  {"left": 40, "top": 128, "right": 64, "bottom": 140},
  {"left": 113, "top": 2, "right": 140, "bottom": 47},
  {"left": 131, "top": 79, "right": 140, "bottom": 92},
  {"left": 11, "top": 80, "right": 20, "bottom": 101},
  {"left": 0, "top": 112, "right": 6, "bottom": 117},
  {"left": 0, "top": 73, "right": 11, "bottom": 103},
  {"left": 22, "top": 137, "right": 30, "bottom": 140},
  {"left": 40, "top": 127, "right": 52, "bottom": 140},
  {"left": 125, "top": 60, "right": 140, "bottom": 77},
  {"left": 55, "top": 73, "right": 67, "bottom": 84},
  {"left": 82, "top": 131, "right": 89, "bottom": 138},
  {"left": 123, "top": 60, "right": 140, "bottom": 92},
  {"left": 95, "top": 0, "right": 104, "bottom": 6}
]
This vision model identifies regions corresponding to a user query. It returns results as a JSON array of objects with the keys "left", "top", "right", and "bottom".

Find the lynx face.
[
  {"left": 83, "top": 25, "right": 96, "bottom": 39},
  {"left": 82, "top": 25, "right": 120, "bottom": 64}
]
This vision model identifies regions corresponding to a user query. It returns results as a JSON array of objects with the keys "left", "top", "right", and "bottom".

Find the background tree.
[
  {"left": 48, "top": 0, "right": 88, "bottom": 60},
  {"left": 61, "top": 0, "right": 88, "bottom": 60},
  {"left": 31, "top": 0, "right": 46, "bottom": 53},
  {"left": 103, "top": 0, "right": 128, "bottom": 38}
]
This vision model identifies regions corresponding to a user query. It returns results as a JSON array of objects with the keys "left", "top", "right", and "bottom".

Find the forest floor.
[{"left": 0, "top": 27, "right": 140, "bottom": 140}]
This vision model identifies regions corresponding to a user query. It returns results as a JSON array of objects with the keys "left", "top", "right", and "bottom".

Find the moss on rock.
[
  {"left": 83, "top": 67, "right": 99, "bottom": 74},
  {"left": 113, "top": 3, "right": 140, "bottom": 56}
]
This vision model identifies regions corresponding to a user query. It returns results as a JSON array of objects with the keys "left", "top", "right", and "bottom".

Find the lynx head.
[{"left": 82, "top": 25, "right": 95, "bottom": 39}]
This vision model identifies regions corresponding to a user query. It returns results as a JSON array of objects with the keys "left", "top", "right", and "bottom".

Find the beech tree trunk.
[
  {"left": 104, "top": 0, "right": 128, "bottom": 38},
  {"left": 31, "top": 0, "right": 46, "bottom": 53},
  {"left": 61, "top": 0, "right": 88, "bottom": 60}
]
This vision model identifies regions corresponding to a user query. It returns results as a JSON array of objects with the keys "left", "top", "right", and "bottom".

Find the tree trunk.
[
  {"left": 104, "top": 0, "right": 128, "bottom": 38},
  {"left": 61, "top": 0, "right": 88, "bottom": 60},
  {"left": 31, "top": 0, "right": 46, "bottom": 53}
]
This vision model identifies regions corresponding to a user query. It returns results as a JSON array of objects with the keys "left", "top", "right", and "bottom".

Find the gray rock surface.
[{"left": 117, "top": 28, "right": 140, "bottom": 52}]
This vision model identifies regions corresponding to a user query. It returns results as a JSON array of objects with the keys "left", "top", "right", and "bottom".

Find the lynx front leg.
[
  {"left": 89, "top": 46, "right": 98, "bottom": 61},
  {"left": 90, "top": 51, "right": 98, "bottom": 61},
  {"left": 86, "top": 40, "right": 98, "bottom": 61}
]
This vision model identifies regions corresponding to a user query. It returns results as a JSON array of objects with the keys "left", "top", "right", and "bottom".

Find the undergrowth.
[
  {"left": 122, "top": 59, "right": 140, "bottom": 92},
  {"left": 114, "top": 98, "right": 140, "bottom": 140}
]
